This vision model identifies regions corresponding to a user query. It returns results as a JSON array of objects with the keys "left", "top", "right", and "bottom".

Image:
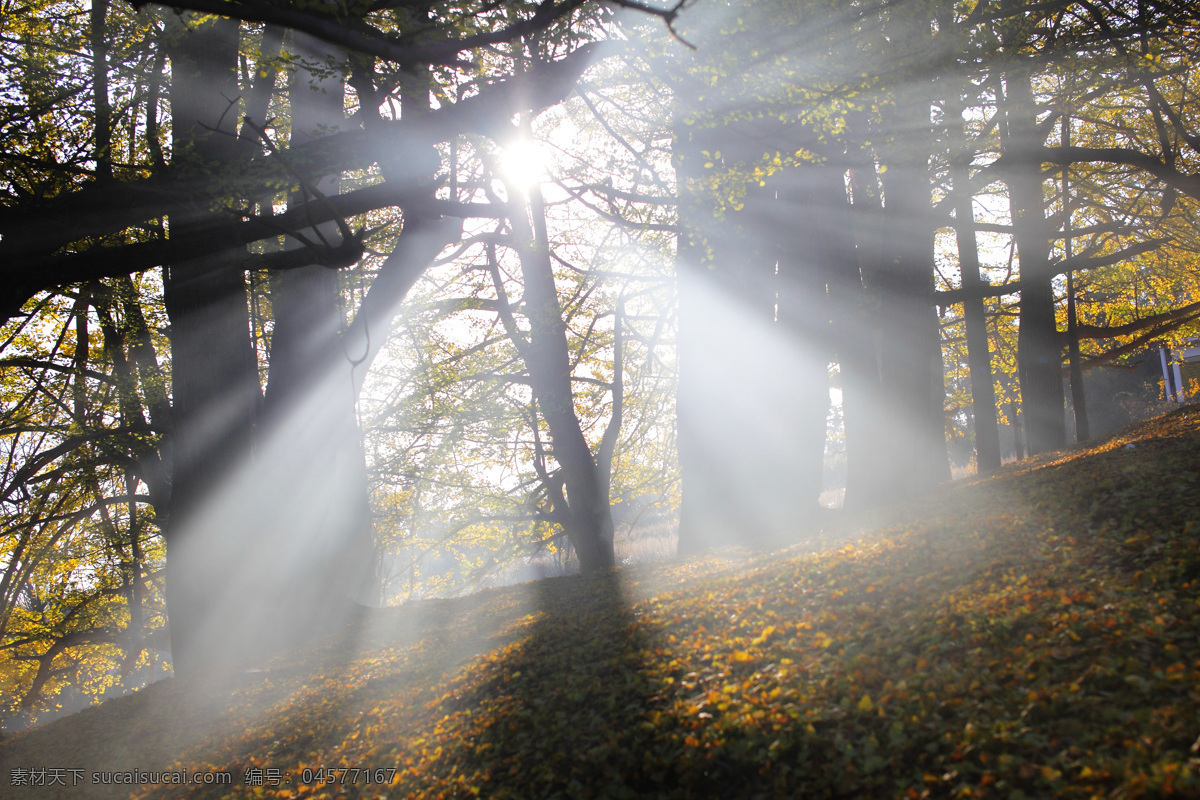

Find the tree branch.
[
  {"left": 0, "top": 43, "right": 607, "bottom": 319},
  {"left": 132, "top": 0, "right": 590, "bottom": 68},
  {"left": 1073, "top": 298, "right": 1200, "bottom": 340},
  {"left": 1033, "top": 145, "right": 1200, "bottom": 201}
]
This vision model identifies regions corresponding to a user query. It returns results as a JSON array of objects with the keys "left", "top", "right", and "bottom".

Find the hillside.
[{"left": 3, "top": 407, "right": 1200, "bottom": 799}]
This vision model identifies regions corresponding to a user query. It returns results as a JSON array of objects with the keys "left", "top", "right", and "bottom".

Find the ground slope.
[{"left": 3, "top": 407, "right": 1200, "bottom": 799}]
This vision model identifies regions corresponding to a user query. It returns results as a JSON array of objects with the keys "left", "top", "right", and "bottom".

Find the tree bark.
[
  {"left": 840, "top": 116, "right": 889, "bottom": 510},
  {"left": 89, "top": 0, "right": 112, "bottom": 183},
  {"left": 673, "top": 109, "right": 731, "bottom": 554},
  {"left": 771, "top": 168, "right": 839, "bottom": 519},
  {"left": 675, "top": 115, "right": 833, "bottom": 548}
]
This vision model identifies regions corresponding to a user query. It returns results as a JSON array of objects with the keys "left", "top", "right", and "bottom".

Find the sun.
[{"left": 499, "top": 138, "right": 547, "bottom": 189}]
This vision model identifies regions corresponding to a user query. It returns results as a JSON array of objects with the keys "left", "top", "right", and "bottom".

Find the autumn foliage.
[{"left": 4, "top": 407, "right": 1200, "bottom": 798}]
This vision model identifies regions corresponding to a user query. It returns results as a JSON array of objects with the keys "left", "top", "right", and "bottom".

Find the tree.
[
  {"left": 2, "top": 1, "right": 175, "bottom": 721},
  {"left": 935, "top": 0, "right": 1200, "bottom": 458},
  {"left": 0, "top": 277, "right": 171, "bottom": 726},
  {"left": 0, "top": 0, "right": 680, "bottom": 680},
  {"left": 360, "top": 57, "right": 678, "bottom": 596},
  {"left": 666, "top": 0, "right": 963, "bottom": 541}
]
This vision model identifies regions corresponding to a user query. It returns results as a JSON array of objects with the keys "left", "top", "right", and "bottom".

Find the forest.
[{"left": 1, "top": 0, "right": 1199, "bottom": 740}]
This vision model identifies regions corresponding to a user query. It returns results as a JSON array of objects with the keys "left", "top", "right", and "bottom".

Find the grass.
[{"left": 3, "top": 407, "right": 1200, "bottom": 798}]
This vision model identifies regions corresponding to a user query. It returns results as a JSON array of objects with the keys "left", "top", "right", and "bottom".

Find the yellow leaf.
[{"left": 858, "top": 694, "right": 874, "bottom": 712}]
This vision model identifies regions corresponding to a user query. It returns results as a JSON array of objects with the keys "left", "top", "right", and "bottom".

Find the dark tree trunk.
[
  {"left": 872, "top": 90, "right": 950, "bottom": 502},
  {"left": 161, "top": 22, "right": 456, "bottom": 670},
  {"left": 676, "top": 174, "right": 769, "bottom": 552},
  {"left": 1061, "top": 119, "right": 1091, "bottom": 442},
  {"left": 162, "top": 14, "right": 263, "bottom": 676},
  {"left": 955, "top": 198, "right": 1003, "bottom": 474},
  {"left": 258, "top": 30, "right": 377, "bottom": 625},
  {"left": 1066, "top": 270, "right": 1090, "bottom": 441},
  {"left": 713, "top": 181, "right": 821, "bottom": 544},
  {"left": 772, "top": 168, "right": 842, "bottom": 518},
  {"left": 675, "top": 112, "right": 831, "bottom": 551},
  {"left": 1002, "top": 42, "right": 1066, "bottom": 456},
  {"left": 839, "top": 120, "right": 890, "bottom": 511},
  {"left": 1010, "top": 396, "right": 1025, "bottom": 460},
  {"left": 674, "top": 114, "right": 732, "bottom": 555},
  {"left": 944, "top": 84, "right": 1002, "bottom": 474},
  {"left": 506, "top": 180, "right": 616, "bottom": 571}
]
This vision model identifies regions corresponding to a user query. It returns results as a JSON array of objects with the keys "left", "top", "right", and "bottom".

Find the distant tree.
[
  {"left": 361, "top": 58, "right": 677, "bottom": 595},
  {"left": 666, "top": 0, "right": 956, "bottom": 544},
  {"left": 936, "top": 0, "right": 1200, "bottom": 456}
]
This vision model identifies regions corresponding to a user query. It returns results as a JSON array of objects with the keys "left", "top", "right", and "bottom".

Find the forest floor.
[{"left": 3, "top": 407, "right": 1200, "bottom": 799}]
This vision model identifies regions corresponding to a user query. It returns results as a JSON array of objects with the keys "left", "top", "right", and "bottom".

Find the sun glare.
[{"left": 499, "top": 139, "right": 547, "bottom": 188}]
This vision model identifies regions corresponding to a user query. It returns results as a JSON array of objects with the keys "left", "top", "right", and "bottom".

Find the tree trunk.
[
  {"left": 840, "top": 117, "right": 889, "bottom": 510},
  {"left": 1002, "top": 41, "right": 1066, "bottom": 456},
  {"left": 162, "top": 13, "right": 263, "bottom": 676},
  {"left": 673, "top": 112, "right": 731, "bottom": 554},
  {"left": 772, "top": 167, "right": 841, "bottom": 519},
  {"left": 675, "top": 111, "right": 836, "bottom": 549},
  {"left": 507, "top": 178, "right": 616, "bottom": 571},
  {"left": 257, "top": 30, "right": 377, "bottom": 627},
  {"left": 675, "top": 140, "right": 805, "bottom": 549},
  {"left": 945, "top": 90, "right": 1002, "bottom": 474},
  {"left": 1062, "top": 118, "right": 1091, "bottom": 442},
  {"left": 873, "top": 88, "right": 950, "bottom": 502}
]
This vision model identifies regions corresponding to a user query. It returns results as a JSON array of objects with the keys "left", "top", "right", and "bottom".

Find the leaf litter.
[{"left": 3, "top": 408, "right": 1200, "bottom": 798}]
